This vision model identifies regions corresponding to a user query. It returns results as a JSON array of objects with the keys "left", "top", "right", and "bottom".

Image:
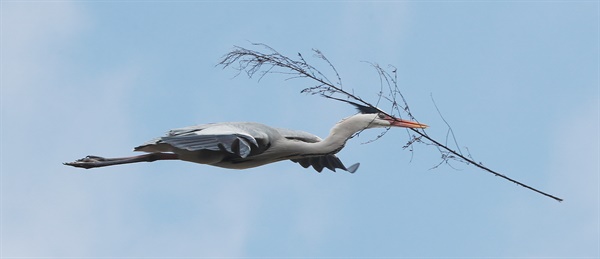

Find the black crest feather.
[{"left": 322, "top": 96, "right": 381, "bottom": 114}]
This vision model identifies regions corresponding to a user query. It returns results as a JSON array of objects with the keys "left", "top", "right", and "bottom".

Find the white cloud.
[
  {"left": 501, "top": 98, "right": 599, "bottom": 256},
  {"left": 1, "top": 2, "right": 145, "bottom": 256},
  {"left": 546, "top": 99, "right": 600, "bottom": 256},
  {"left": 2, "top": 2, "right": 86, "bottom": 97}
]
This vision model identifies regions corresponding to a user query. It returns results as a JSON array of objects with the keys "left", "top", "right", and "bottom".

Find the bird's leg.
[{"left": 64, "top": 152, "right": 179, "bottom": 169}]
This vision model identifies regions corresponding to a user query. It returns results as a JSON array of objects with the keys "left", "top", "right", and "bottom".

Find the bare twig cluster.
[
  {"left": 218, "top": 43, "right": 562, "bottom": 202},
  {"left": 219, "top": 44, "right": 366, "bottom": 104}
]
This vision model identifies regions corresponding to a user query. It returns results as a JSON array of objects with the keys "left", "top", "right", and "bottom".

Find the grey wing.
[
  {"left": 291, "top": 156, "right": 360, "bottom": 173},
  {"left": 135, "top": 123, "right": 269, "bottom": 158},
  {"left": 276, "top": 127, "right": 360, "bottom": 173},
  {"left": 275, "top": 127, "right": 323, "bottom": 143},
  {"left": 160, "top": 134, "right": 255, "bottom": 158}
]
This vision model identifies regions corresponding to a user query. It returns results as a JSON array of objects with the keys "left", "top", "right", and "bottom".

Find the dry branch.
[{"left": 218, "top": 43, "right": 563, "bottom": 202}]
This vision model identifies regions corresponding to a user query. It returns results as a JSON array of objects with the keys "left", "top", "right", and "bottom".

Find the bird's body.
[
  {"left": 65, "top": 113, "right": 428, "bottom": 173},
  {"left": 134, "top": 121, "right": 353, "bottom": 172}
]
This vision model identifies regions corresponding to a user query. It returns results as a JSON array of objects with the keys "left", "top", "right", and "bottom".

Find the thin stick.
[
  {"left": 218, "top": 43, "right": 563, "bottom": 202},
  {"left": 408, "top": 128, "right": 563, "bottom": 202}
]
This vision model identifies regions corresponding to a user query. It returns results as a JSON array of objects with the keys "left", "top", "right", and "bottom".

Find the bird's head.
[
  {"left": 346, "top": 112, "right": 428, "bottom": 129},
  {"left": 323, "top": 96, "right": 428, "bottom": 129}
]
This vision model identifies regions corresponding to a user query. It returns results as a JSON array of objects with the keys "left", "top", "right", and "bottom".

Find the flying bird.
[{"left": 65, "top": 104, "right": 427, "bottom": 173}]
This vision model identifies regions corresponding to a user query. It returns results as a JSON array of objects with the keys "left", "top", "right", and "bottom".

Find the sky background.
[{"left": 2, "top": 1, "right": 598, "bottom": 258}]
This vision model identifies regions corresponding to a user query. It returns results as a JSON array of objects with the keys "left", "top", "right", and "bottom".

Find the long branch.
[
  {"left": 409, "top": 128, "right": 562, "bottom": 202},
  {"left": 218, "top": 43, "right": 563, "bottom": 202}
]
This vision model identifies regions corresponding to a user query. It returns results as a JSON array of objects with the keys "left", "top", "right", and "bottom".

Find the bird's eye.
[{"left": 378, "top": 113, "right": 386, "bottom": 119}]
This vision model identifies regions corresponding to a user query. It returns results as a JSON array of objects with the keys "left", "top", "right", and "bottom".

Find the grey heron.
[{"left": 65, "top": 110, "right": 427, "bottom": 173}]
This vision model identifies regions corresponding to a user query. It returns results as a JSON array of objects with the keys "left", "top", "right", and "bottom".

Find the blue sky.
[{"left": 2, "top": 1, "right": 598, "bottom": 258}]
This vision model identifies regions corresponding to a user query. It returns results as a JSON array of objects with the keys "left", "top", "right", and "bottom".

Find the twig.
[
  {"left": 409, "top": 128, "right": 563, "bottom": 202},
  {"left": 218, "top": 43, "right": 563, "bottom": 202},
  {"left": 431, "top": 93, "right": 464, "bottom": 158}
]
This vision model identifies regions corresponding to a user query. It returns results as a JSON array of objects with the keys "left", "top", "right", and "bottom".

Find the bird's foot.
[{"left": 64, "top": 155, "right": 108, "bottom": 169}]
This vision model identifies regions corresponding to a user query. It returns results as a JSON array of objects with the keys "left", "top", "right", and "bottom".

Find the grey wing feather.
[
  {"left": 277, "top": 128, "right": 359, "bottom": 173},
  {"left": 291, "top": 155, "right": 359, "bottom": 173},
  {"left": 275, "top": 127, "right": 323, "bottom": 143},
  {"left": 135, "top": 123, "right": 268, "bottom": 158},
  {"left": 160, "top": 134, "right": 254, "bottom": 158}
]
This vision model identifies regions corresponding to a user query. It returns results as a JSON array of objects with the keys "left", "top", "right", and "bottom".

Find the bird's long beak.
[{"left": 389, "top": 117, "right": 428, "bottom": 129}]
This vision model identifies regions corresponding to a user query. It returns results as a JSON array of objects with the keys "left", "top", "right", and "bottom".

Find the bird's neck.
[{"left": 292, "top": 116, "right": 371, "bottom": 156}]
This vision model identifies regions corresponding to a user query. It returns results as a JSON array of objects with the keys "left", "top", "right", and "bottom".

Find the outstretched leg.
[{"left": 64, "top": 152, "right": 179, "bottom": 169}]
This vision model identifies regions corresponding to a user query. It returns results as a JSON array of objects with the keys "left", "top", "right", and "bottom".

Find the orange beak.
[{"left": 387, "top": 116, "right": 428, "bottom": 129}]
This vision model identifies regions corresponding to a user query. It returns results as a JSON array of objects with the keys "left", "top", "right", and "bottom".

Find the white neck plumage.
[{"left": 286, "top": 114, "right": 384, "bottom": 156}]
